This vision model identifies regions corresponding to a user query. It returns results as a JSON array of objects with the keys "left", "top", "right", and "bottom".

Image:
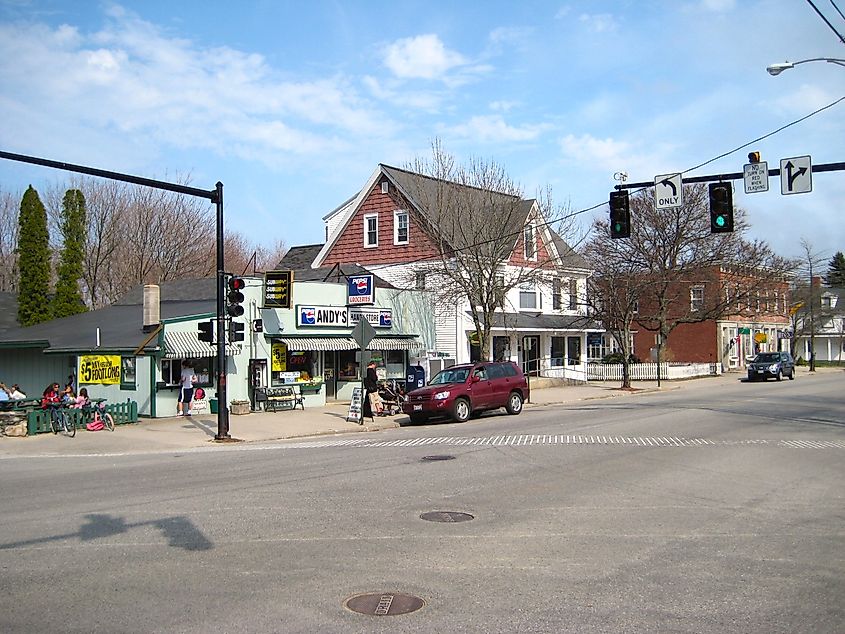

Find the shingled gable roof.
[
  {"left": 277, "top": 244, "right": 396, "bottom": 288},
  {"left": 0, "top": 278, "right": 218, "bottom": 354},
  {"left": 313, "top": 163, "right": 556, "bottom": 268}
]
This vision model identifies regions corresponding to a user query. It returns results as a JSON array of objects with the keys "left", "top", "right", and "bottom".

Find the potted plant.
[{"left": 230, "top": 399, "right": 250, "bottom": 415}]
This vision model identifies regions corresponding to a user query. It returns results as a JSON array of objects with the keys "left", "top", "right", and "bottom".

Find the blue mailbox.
[{"left": 406, "top": 365, "right": 425, "bottom": 390}]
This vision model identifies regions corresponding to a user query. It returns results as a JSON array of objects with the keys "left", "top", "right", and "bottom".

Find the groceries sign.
[{"left": 347, "top": 274, "right": 374, "bottom": 305}]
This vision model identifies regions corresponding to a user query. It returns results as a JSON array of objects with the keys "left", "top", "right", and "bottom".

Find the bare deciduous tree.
[
  {"left": 400, "top": 141, "right": 580, "bottom": 361},
  {"left": 10, "top": 175, "right": 282, "bottom": 309},
  {"left": 0, "top": 189, "right": 20, "bottom": 293},
  {"left": 585, "top": 183, "right": 793, "bottom": 387}
]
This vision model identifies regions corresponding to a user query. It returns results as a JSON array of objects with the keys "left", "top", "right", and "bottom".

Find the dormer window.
[
  {"left": 364, "top": 213, "right": 378, "bottom": 248},
  {"left": 523, "top": 223, "right": 536, "bottom": 260},
  {"left": 394, "top": 210, "right": 409, "bottom": 245}
]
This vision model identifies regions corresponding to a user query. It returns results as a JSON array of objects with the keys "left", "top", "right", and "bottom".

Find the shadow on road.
[{"left": 0, "top": 513, "right": 213, "bottom": 552}]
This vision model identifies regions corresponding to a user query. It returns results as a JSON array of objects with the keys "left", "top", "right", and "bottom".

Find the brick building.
[{"left": 631, "top": 265, "right": 791, "bottom": 369}]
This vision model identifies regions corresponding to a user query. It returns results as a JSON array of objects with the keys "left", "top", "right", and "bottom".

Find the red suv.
[{"left": 402, "top": 361, "right": 530, "bottom": 424}]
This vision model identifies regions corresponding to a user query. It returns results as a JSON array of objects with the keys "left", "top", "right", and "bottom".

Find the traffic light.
[
  {"left": 609, "top": 190, "right": 630, "bottom": 239},
  {"left": 708, "top": 182, "right": 734, "bottom": 233},
  {"left": 226, "top": 276, "right": 245, "bottom": 317},
  {"left": 229, "top": 320, "right": 245, "bottom": 343},
  {"left": 748, "top": 151, "right": 761, "bottom": 163},
  {"left": 197, "top": 320, "right": 214, "bottom": 343}
]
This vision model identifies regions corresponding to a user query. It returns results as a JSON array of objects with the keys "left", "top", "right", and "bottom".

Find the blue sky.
[{"left": 1, "top": 0, "right": 844, "bottom": 263}]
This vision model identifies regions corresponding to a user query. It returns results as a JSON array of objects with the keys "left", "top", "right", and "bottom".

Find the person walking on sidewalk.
[
  {"left": 178, "top": 361, "right": 197, "bottom": 416},
  {"left": 364, "top": 361, "right": 384, "bottom": 417}
]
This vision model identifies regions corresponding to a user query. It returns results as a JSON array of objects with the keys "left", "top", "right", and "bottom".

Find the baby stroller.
[{"left": 378, "top": 380, "right": 405, "bottom": 416}]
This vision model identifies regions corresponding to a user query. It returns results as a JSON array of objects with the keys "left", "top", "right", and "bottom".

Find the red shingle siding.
[
  {"left": 510, "top": 230, "right": 556, "bottom": 270},
  {"left": 322, "top": 184, "right": 440, "bottom": 267}
]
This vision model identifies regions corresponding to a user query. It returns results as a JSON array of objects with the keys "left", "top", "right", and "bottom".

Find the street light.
[{"left": 766, "top": 57, "right": 845, "bottom": 75}]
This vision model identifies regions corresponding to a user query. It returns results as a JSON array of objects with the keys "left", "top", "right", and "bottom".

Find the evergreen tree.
[
  {"left": 53, "top": 189, "right": 88, "bottom": 318},
  {"left": 825, "top": 251, "right": 845, "bottom": 287},
  {"left": 16, "top": 186, "right": 52, "bottom": 326}
]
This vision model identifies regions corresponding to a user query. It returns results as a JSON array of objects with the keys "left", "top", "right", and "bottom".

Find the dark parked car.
[
  {"left": 747, "top": 351, "right": 795, "bottom": 381},
  {"left": 402, "top": 361, "right": 530, "bottom": 424}
]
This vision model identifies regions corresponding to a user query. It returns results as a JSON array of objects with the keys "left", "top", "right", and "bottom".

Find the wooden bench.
[{"left": 263, "top": 386, "right": 305, "bottom": 412}]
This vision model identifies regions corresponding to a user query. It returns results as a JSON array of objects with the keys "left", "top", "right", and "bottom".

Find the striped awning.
[
  {"left": 275, "top": 336, "right": 424, "bottom": 351},
  {"left": 276, "top": 337, "right": 356, "bottom": 351},
  {"left": 164, "top": 331, "right": 242, "bottom": 359},
  {"left": 370, "top": 337, "right": 425, "bottom": 351}
]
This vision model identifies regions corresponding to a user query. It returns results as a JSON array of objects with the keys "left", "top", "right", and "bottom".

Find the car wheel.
[
  {"left": 506, "top": 392, "right": 523, "bottom": 415},
  {"left": 409, "top": 413, "right": 428, "bottom": 425},
  {"left": 776, "top": 370, "right": 782, "bottom": 381},
  {"left": 452, "top": 398, "right": 471, "bottom": 423},
  {"left": 788, "top": 369, "right": 795, "bottom": 380}
]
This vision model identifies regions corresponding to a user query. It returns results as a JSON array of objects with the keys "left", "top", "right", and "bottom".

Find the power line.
[
  {"left": 806, "top": 0, "right": 845, "bottom": 44},
  {"left": 348, "top": 94, "right": 845, "bottom": 274},
  {"left": 829, "top": 0, "right": 845, "bottom": 25}
]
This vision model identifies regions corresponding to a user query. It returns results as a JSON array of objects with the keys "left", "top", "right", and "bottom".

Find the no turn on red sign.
[{"left": 743, "top": 162, "right": 769, "bottom": 194}]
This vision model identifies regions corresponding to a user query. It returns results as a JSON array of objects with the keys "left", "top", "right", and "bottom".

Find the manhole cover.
[
  {"left": 344, "top": 592, "right": 425, "bottom": 616},
  {"left": 421, "top": 455, "right": 455, "bottom": 461},
  {"left": 420, "top": 511, "right": 475, "bottom": 523}
]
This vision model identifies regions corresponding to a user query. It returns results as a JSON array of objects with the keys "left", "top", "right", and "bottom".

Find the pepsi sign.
[{"left": 347, "top": 275, "right": 374, "bottom": 305}]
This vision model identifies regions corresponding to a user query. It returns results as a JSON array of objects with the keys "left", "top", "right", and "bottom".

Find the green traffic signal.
[
  {"left": 708, "top": 183, "right": 733, "bottom": 233},
  {"left": 609, "top": 190, "right": 630, "bottom": 239}
]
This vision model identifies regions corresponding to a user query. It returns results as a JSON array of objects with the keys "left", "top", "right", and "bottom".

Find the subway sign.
[{"left": 296, "top": 305, "right": 392, "bottom": 328}]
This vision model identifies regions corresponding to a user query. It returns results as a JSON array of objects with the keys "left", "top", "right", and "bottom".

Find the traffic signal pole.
[
  {"left": 215, "top": 181, "right": 230, "bottom": 440},
  {"left": 0, "top": 150, "right": 232, "bottom": 440},
  {"left": 613, "top": 161, "right": 845, "bottom": 190}
]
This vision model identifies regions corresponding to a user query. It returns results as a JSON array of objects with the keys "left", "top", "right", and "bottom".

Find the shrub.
[{"left": 601, "top": 352, "right": 642, "bottom": 364}]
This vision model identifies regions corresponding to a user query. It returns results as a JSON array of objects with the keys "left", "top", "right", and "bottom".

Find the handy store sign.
[{"left": 296, "top": 305, "right": 392, "bottom": 328}]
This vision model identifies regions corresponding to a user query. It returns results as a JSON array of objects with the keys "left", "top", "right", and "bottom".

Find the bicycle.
[
  {"left": 84, "top": 400, "right": 114, "bottom": 432},
  {"left": 48, "top": 403, "right": 75, "bottom": 438}
]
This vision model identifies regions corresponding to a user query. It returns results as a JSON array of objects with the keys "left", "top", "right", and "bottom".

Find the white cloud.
[
  {"left": 382, "top": 34, "right": 467, "bottom": 80},
  {"left": 700, "top": 0, "right": 735, "bottom": 11},
  {"left": 771, "top": 84, "right": 842, "bottom": 116},
  {"left": 445, "top": 115, "right": 550, "bottom": 142},
  {"left": 362, "top": 75, "right": 445, "bottom": 111},
  {"left": 558, "top": 133, "right": 676, "bottom": 179},
  {"left": 578, "top": 13, "right": 618, "bottom": 33},
  {"left": 0, "top": 9, "right": 392, "bottom": 165}
]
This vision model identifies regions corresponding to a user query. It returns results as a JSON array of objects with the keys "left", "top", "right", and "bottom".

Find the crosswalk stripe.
[{"left": 272, "top": 435, "right": 845, "bottom": 450}]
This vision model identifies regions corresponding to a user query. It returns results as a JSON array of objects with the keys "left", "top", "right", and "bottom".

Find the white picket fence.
[{"left": 585, "top": 362, "right": 721, "bottom": 382}]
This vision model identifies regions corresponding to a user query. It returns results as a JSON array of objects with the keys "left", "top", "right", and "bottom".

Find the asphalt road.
[{"left": 1, "top": 372, "right": 843, "bottom": 633}]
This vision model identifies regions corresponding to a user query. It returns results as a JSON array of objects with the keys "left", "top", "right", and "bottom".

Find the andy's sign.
[{"left": 347, "top": 275, "right": 374, "bottom": 305}]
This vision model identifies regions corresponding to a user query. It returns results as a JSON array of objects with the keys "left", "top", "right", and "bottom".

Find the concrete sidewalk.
[{"left": 0, "top": 369, "right": 830, "bottom": 457}]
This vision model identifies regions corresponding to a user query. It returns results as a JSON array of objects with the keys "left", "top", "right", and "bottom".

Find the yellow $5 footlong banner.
[{"left": 78, "top": 355, "right": 122, "bottom": 384}]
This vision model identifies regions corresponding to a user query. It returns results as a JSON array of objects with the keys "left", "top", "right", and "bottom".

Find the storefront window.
[
  {"left": 384, "top": 351, "right": 405, "bottom": 379},
  {"left": 161, "top": 358, "right": 213, "bottom": 387},
  {"left": 337, "top": 350, "right": 359, "bottom": 381},
  {"left": 121, "top": 356, "right": 136, "bottom": 389},
  {"left": 286, "top": 350, "right": 316, "bottom": 381}
]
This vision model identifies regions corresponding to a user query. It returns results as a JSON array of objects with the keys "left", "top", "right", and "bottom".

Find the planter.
[{"left": 230, "top": 401, "right": 250, "bottom": 415}]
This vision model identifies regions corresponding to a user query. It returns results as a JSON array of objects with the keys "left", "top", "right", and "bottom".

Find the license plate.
[
  {"left": 757, "top": 370, "right": 764, "bottom": 373},
  {"left": 413, "top": 404, "right": 422, "bottom": 411}
]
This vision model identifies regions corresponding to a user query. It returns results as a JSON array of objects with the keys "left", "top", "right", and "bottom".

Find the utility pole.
[{"left": 809, "top": 258, "right": 816, "bottom": 372}]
